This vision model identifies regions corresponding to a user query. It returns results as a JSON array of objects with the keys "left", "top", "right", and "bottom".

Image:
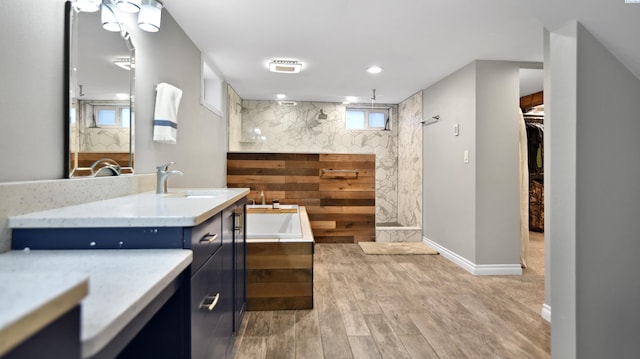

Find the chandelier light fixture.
[
  {"left": 74, "top": 0, "right": 164, "bottom": 33},
  {"left": 138, "top": 0, "right": 163, "bottom": 32}
]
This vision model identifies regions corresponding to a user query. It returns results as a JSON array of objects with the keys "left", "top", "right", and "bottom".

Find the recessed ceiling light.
[
  {"left": 269, "top": 59, "right": 302, "bottom": 73},
  {"left": 366, "top": 66, "right": 383, "bottom": 74},
  {"left": 346, "top": 96, "right": 358, "bottom": 103},
  {"left": 276, "top": 94, "right": 287, "bottom": 99}
]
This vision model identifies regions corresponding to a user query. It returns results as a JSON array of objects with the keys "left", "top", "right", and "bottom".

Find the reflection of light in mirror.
[
  {"left": 254, "top": 128, "right": 262, "bottom": 135},
  {"left": 73, "top": 0, "right": 101, "bottom": 13},
  {"left": 115, "top": 93, "right": 129, "bottom": 100},
  {"left": 116, "top": 0, "right": 141, "bottom": 13},
  {"left": 113, "top": 58, "right": 131, "bottom": 70},
  {"left": 101, "top": 3, "right": 121, "bottom": 32}
]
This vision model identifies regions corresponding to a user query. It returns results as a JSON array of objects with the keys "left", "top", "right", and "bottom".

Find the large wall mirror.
[{"left": 64, "top": 1, "right": 135, "bottom": 177}]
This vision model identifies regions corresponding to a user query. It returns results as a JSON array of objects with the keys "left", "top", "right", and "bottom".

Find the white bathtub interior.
[{"left": 246, "top": 205, "right": 313, "bottom": 242}]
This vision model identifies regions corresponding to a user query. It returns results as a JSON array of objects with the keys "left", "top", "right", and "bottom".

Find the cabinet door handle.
[
  {"left": 233, "top": 212, "right": 243, "bottom": 231},
  {"left": 199, "top": 233, "right": 219, "bottom": 244},
  {"left": 200, "top": 293, "right": 220, "bottom": 311}
]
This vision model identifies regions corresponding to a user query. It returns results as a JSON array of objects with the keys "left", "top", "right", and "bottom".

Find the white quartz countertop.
[
  {"left": 0, "top": 249, "right": 192, "bottom": 358},
  {"left": 0, "top": 271, "right": 88, "bottom": 356},
  {"left": 8, "top": 188, "right": 249, "bottom": 228}
]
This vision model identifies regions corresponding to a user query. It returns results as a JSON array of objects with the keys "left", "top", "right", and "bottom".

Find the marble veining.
[
  {"left": 230, "top": 100, "right": 399, "bottom": 224},
  {"left": 398, "top": 92, "right": 423, "bottom": 227}
]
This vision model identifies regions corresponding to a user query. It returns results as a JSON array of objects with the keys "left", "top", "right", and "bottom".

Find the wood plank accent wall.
[{"left": 227, "top": 153, "right": 376, "bottom": 243}]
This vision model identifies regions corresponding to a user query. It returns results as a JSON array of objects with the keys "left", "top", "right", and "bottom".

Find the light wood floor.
[{"left": 232, "top": 234, "right": 549, "bottom": 358}]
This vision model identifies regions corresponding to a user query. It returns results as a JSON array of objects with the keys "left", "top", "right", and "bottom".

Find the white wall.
[
  {"left": 422, "top": 60, "right": 521, "bottom": 271},
  {"left": 549, "top": 20, "right": 640, "bottom": 359}
]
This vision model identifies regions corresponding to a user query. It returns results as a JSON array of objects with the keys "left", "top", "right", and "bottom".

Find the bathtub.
[
  {"left": 245, "top": 204, "right": 314, "bottom": 310},
  {"left": 246, "top": 204, "right": 313, "bottom": 242}
]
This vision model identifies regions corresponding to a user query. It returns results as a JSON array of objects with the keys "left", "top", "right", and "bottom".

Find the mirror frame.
[{"left": 64, "top": 1, "right": 135, "bottom": 178}]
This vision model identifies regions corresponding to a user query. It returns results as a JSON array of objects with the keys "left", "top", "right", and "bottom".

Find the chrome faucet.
[{"left": 156, "top": 162, "right": 184, "bottom": 194}]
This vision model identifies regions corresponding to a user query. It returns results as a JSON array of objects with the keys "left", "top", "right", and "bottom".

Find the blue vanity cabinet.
[
  {"left": 2, "top": 306, "right": 81, "bottom": 359},
  {"left": 10, "top": 196, "right": 249, "bottom": 359},
  {"left": 189, "top": 247, "right": 224, "bottom": 359},
  {"left": 226, "top": 198, "right": 247, "bottom": 333}
]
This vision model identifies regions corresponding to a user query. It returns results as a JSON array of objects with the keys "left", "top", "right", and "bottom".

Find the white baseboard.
[
  {"left": 423, "top": 237, "right": 523, "bottom": 276},
  {"left": 541, "top": 303, "right": 551, "bottom": 323}
]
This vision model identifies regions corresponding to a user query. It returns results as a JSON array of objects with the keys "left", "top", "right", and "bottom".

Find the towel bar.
[{"left": 321, "top": 168, "right": 359, "bottom": 178}]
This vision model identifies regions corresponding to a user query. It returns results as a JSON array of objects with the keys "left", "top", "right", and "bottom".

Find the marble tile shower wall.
[
  {"left": 398, "top": 92, "right": 423, "bottom": 227},
  {"left": 229, "top": 100, "right": 399, "bottom": 224}
]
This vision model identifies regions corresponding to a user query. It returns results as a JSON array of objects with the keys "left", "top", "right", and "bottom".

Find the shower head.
[{"left": 317, "top": 109, "right": 328, "bottom": 120}]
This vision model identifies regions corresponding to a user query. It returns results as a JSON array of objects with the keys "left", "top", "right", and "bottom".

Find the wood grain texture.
[
  {"left": 232, "top": 240, "right": 550, "bottom": 359},
  {"left": 246, "top": 242, "right": 314, "bottom": 311},
  {"left": 228, "top": 152, "right": 375, "bottom": 243}
]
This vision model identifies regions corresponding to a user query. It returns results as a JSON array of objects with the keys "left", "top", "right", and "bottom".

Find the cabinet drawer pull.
[
  {"left": 199, "top": 233, "right": 219, "bottom": 244},
  {"left": 200, "top": 293, "right": 220, "bottom": 311}
]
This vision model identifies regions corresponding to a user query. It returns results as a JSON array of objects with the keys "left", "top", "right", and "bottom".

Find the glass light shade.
[
  {"left": 116, "top": 0, "right": 141, "bottom": 13},
  {"left": 138, "top": 1, "right": 162, "bottom": 32},
  {"left": 73, "top": 0, "right": 101, "bottom": 12},
  {"left": 101, "top": 4, "right": 121, "bottom": 32}
]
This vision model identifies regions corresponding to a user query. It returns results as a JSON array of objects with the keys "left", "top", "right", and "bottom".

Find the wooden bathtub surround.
[
  {"left": 246, "top": 242, "right": 314, "bottom": 311},
  {"left": 227, "top": 153, "right": 376, "bottom": 243}
]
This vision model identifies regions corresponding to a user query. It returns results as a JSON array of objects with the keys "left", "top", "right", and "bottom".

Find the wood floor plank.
[
  {"left": 296, "top": 309, "right": 321, "bottom": 337},
  {"left": 321, "top": 336, "right": 354, "bottom": 359},
  {"left": 233, "top": 242, "right": 550, "bottom": 359},
  {"left": 347, "top": 336, "right": 382, "bottom": 359},
  {"left": 243, "top": 311, "right": 272, "bottom": 337},
  {"left": 233, "top": 337, "right": 266, "bottom": 359},
  {"left": 296, "top": 336, "right": 324, "bottom": 359},
  {"left": 398, "top": 335, "right": 439, "bottom": 359},
  {"left": 336, "top": 298, "right": 371, "bottom": 336}
]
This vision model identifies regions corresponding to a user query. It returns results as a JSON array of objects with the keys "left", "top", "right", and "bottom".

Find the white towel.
[{"left": 153, "top": 82, "right": 183, "bottom": 144}]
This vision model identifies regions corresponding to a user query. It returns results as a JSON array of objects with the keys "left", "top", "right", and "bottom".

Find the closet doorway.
[{"left": 519, "top": 68, "right": 544, "bottom": 271}]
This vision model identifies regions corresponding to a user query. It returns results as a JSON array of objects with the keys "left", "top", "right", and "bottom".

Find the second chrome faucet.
[{"left": 156, "top": 162, "right": 184, "bottom": 194}]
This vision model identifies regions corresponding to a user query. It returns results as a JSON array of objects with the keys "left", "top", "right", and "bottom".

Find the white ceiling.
[{"left": 162, "top": 0, "right": 639, "bottom": 104}]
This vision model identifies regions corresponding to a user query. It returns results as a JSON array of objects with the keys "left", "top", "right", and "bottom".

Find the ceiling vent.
[{"left": 269, "top": 59, "right": 302, "bottom": 74}]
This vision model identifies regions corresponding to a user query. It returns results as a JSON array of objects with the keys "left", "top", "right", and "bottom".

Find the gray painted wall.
[
  {"left": 548, "top": 21, "right": 579, "bottom": 359},
  {"left": 475, "top": 61, "right": 520, "bottom": 265},
  {"left": 422, "top": 60, "right": 520, "bottom": 266},
  {"left": 543, "top": 29, "right": 551, "bottom": 318},
  {"left": 574, "top": 22, "right": 640, "bottom": 358},
  {"left": 0, "top": 0, "right": 66, "bottom": 181},
  {"left": 549, "top": 21, "right": 640, "bottom": 358},
  {"left": 0, "top": 1, "right": 227, "bottom": 187},
  {"left": 423, "top": 62, "right": 477, "bottom": 261}
]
